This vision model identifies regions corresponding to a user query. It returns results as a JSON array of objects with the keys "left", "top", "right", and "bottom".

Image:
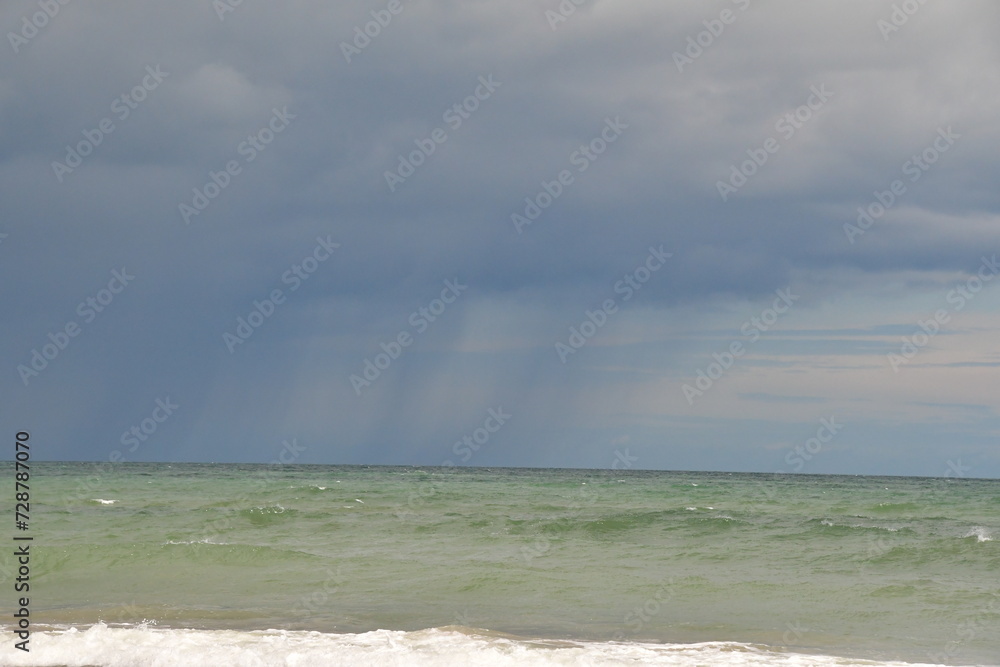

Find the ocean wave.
[
  {"left": 162, "top": 538, "right": 229, "bottom": 546},
  {"left": 157, "top": 541, "right": 323, "bottom": 567},
  {"left": 239, "top": 504, "right": 294, "bottom": 526},
  {"left": 90, "top": 498, "right": 117, "bottom": 505},
  {"left": 0, "top": 624, "right": 949, "bottom": 667},
  {"left": 24, "top": 541, "right": 310, "bottom": 574},
  {"left": 529, "top": 509, "right": 753, "bottom": 536},
  {"left": 503, "top": 509, "right": 701, "bottom": 536},
  {"left": 868, "top": 502, "right": 922, "bottom": 514},
  {"left": 814, "top": 518, "right": 905, "bottom": 533},
  {"left": 963, "top": 526, "right": 994, "bottom": 542},
  {"left": 289, "top": 484, "right": 331, "bottom": 492}
]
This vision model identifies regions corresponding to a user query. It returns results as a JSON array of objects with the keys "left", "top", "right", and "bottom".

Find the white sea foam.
[
  {"left": 820, "top": 519, "right": 900, "bottom": 532},
  {"left": 162, "top": 538, "right": 229, "bottom": 546},
  {"left": 0, "top": 625, "right": 948, "bottom": 667},
  {"left": 91, "top": 499, "right": 117, "bottom": 504},
  {"left": 849, "top": 523, "right": 899, "bottom": 532},
  {"left": 963, "top": 526, "right": 993, "bottom": 542},
  {"left": 251, "top": 504, "right": 285, "bottom": 513}
]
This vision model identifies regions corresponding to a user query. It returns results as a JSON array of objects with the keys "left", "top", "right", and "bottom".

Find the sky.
[{"left": 2, "top": 0, "right": 999, "bottom": 477}]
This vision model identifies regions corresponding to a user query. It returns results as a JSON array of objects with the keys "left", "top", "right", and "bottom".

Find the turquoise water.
[{"left": 1, "top": 463, "right": 998, "bottom": 665}]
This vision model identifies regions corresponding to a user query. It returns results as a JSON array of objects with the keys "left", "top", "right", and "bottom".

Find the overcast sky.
[{"left": 3, "top": 0, "right": 999, "bottom": 477}]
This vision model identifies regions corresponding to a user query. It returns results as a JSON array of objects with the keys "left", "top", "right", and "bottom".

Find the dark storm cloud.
[{"left": 2, "top": 0, "right": 998, "bottom": 474}]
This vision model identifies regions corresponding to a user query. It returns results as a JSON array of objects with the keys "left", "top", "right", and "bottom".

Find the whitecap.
[
  {"left": 964, "top": 526, "right": 994, "bottom": 542},
  {"left": 832, "top": 522, "right": 900, "bottom": 532},
  {"left": 251, "top": 505, "right": 284, "bottom": 513},
  {"left": 92, "top": 499, "right": 117, "bottom": 505},
  {"left": 163, "top": 538, "right": 228, "bottom": 546}
]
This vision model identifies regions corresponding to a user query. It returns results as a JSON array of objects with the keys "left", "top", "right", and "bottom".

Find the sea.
[{"left": 0, "top": 463, "right": 997, "bottom": 666}]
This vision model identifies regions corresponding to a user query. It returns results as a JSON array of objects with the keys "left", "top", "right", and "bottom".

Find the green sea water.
[{"left": 2, "top": 463, "right": 998, "bottom": 665}]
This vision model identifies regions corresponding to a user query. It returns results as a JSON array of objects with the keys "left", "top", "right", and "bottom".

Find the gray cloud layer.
[{"left": 3, "top": 0, "right": 999, "bottom": 476}]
